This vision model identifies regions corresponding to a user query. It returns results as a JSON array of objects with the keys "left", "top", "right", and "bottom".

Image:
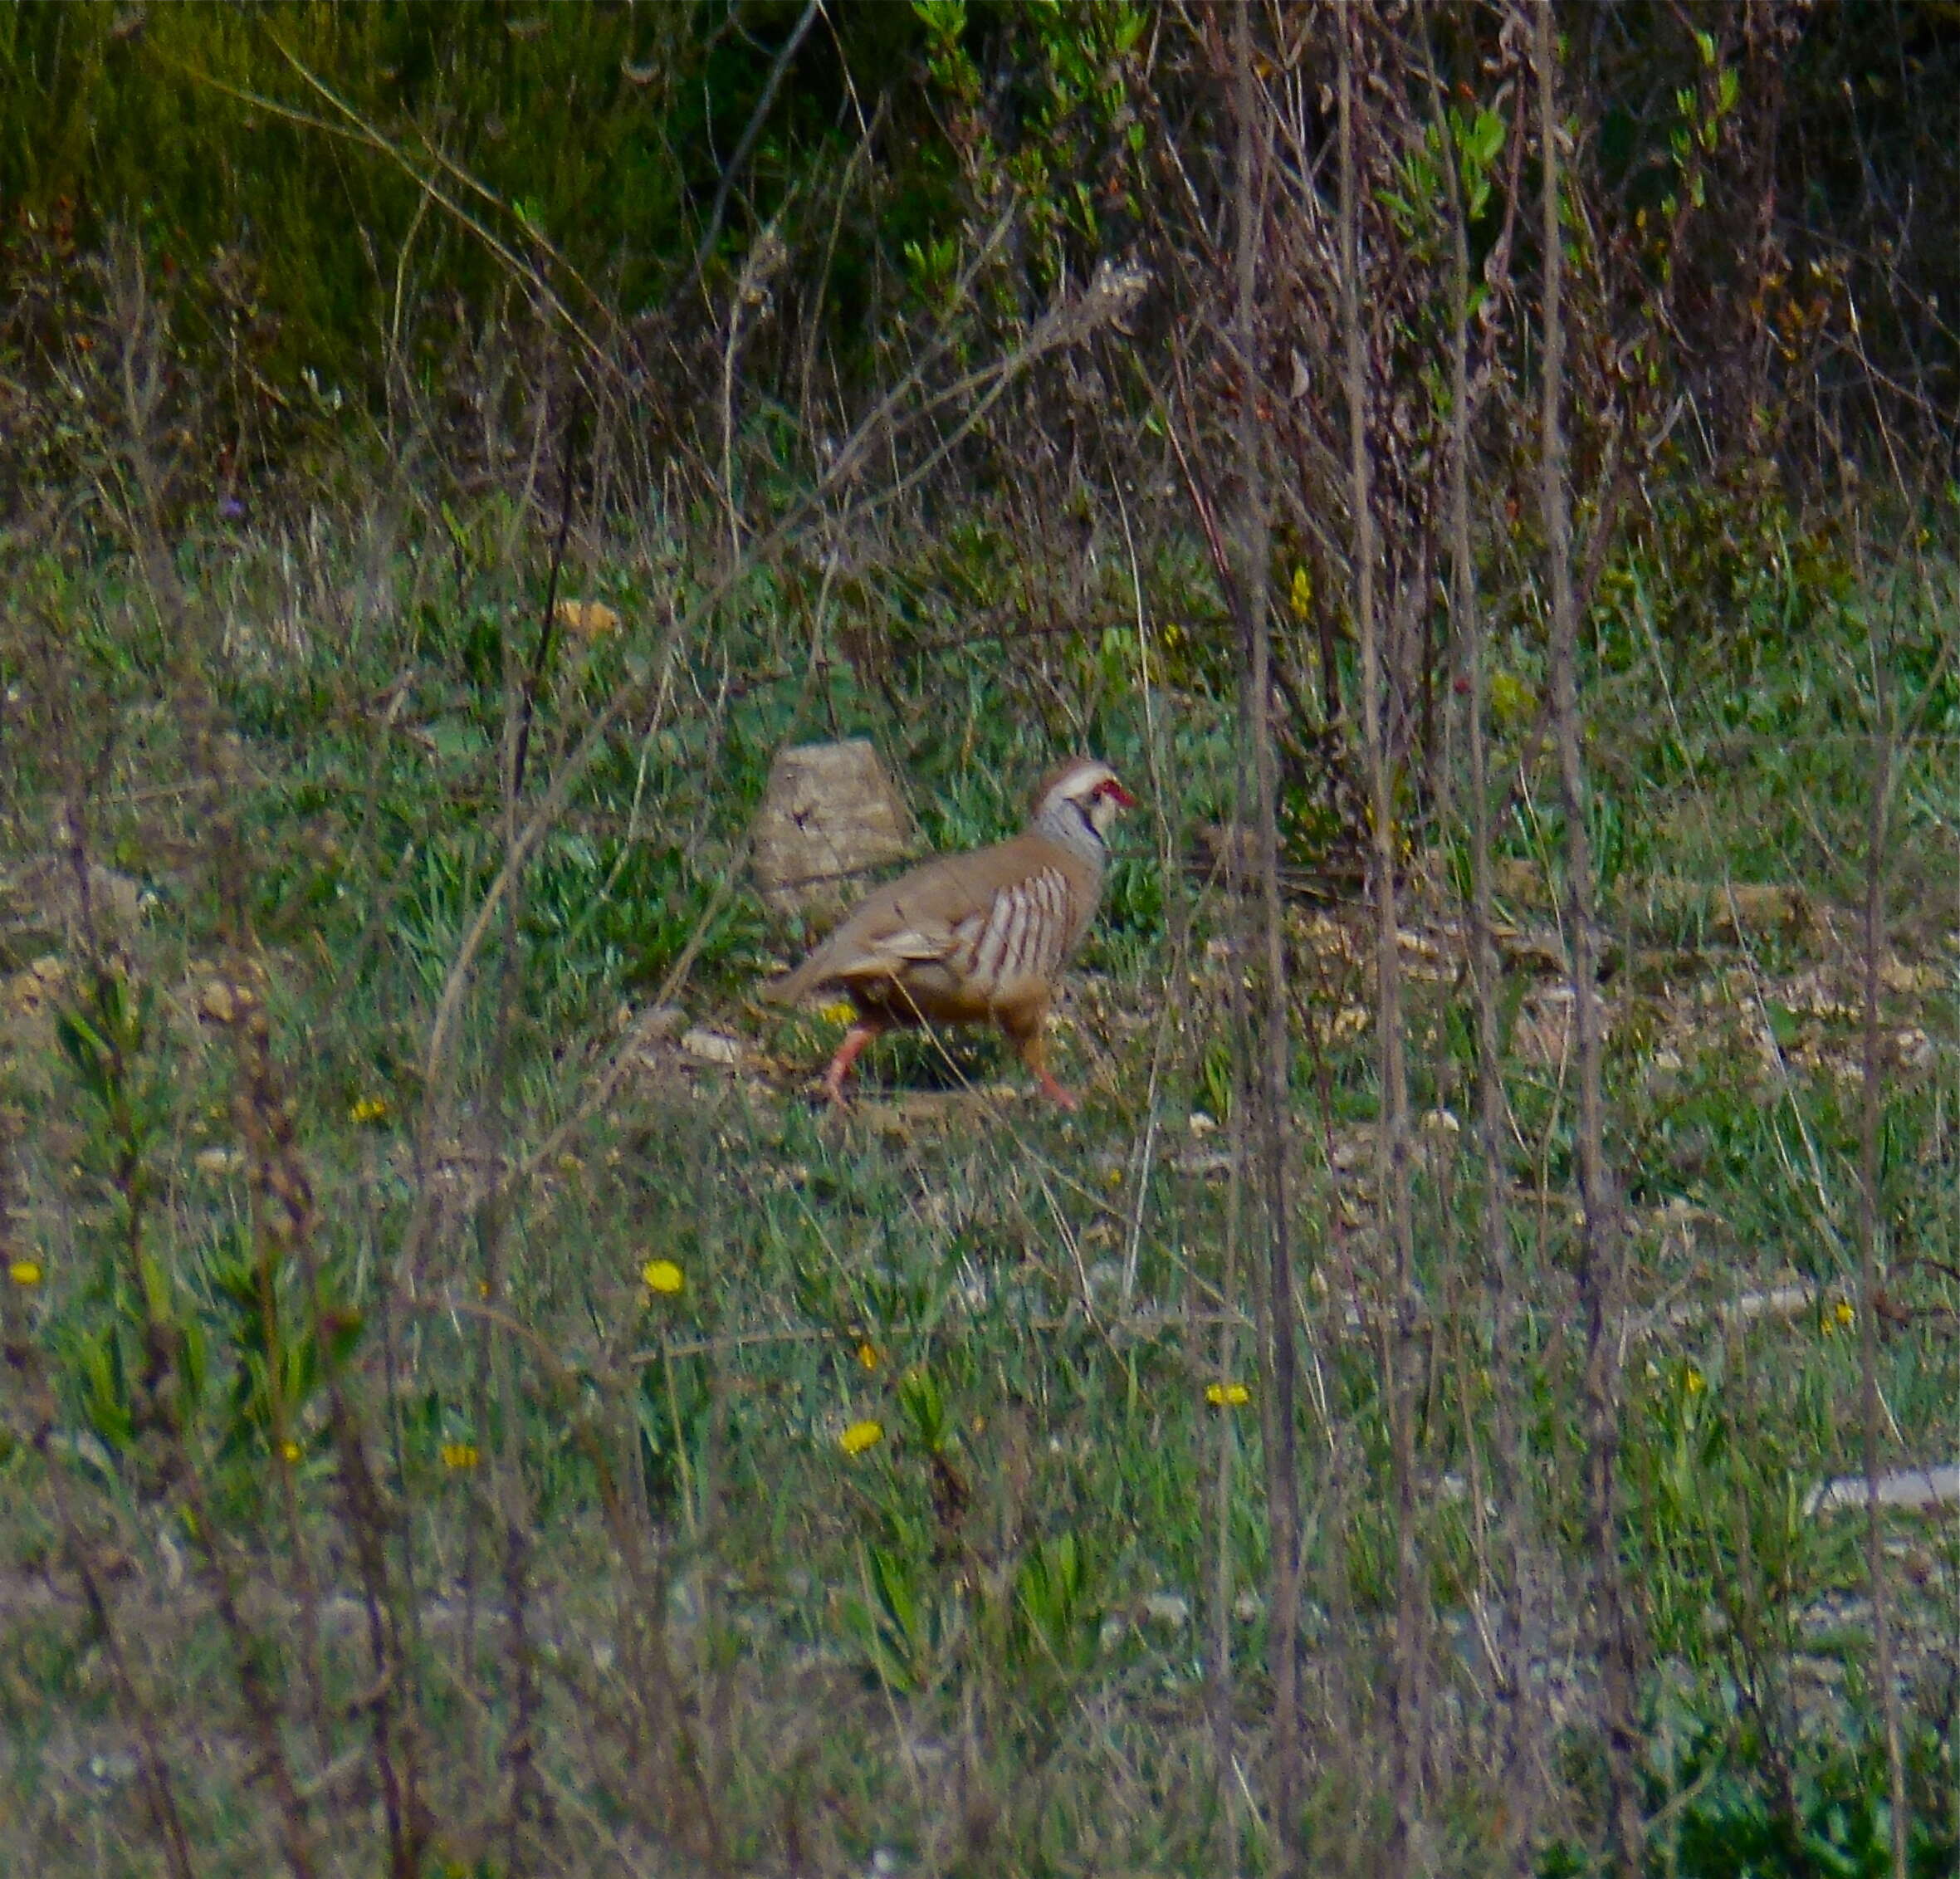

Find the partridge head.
[{"left": 762, "top": 756, "right": 1136, "bottom": 1108}]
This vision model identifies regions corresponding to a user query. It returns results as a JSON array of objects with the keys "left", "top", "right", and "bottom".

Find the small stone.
[
  {"left": 680, "top": 1027, "right": 743, "bottom": 1066},
  {"left": 1139, "top": 1592, "right": 1190, "bottom": 1629},
  {"left": 1084, "top": 1260, "right": 1125, "bottom": 1297}
]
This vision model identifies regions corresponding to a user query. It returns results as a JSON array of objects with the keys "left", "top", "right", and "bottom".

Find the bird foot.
[
  {"left": 819, "top": 1023, "right": 880, "bottom": 1108},
  {"left": 1034, "top": 1071, "right": 1080, "bottom": 1113}
]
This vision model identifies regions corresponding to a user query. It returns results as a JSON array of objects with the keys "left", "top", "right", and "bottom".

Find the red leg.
[
  {"left": 1034, "top": 1068, "right": 1080, "bottom": 1113},
  {"left": 1016, "top": 1029, "right": 1079, "bottom": 1112},
  {"left": 821, "top": 1021, "right": 882, "bottom": 1105}
]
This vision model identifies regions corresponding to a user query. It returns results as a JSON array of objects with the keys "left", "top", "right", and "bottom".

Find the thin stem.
[
  {"left": 1534, "top": 4, "right": 1640, "bottom": 1865},
  {"left": 1233, "top": 1, "right": 1305, "bottom": 1862}
]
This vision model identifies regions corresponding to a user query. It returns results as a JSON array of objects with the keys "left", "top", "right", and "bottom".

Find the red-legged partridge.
[{"left": 762, "top": 756, "right": 1136, "bottom": 1108}]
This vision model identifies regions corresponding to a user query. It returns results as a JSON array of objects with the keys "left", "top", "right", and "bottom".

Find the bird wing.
[{"left": 760, "top": 849, "right": 1000, "bottom": 1005}]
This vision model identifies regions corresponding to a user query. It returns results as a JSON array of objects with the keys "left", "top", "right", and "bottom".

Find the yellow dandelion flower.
[
  {"left": 349, "top": 1095, "right": 389, "bottom": 1126},
  {"left": 553, "top": 598, "right": 620, "bottom": 640},
  {"left": 1288, "top": 565, "right": 1313, "bottom": 620},
  {"left": 280, "top": 1440, "right": 302, "bottom": 1464},
  {"left": 838, "top": 1420, "right": 883, "bottom": 1456},
  {"left": 440, "top": 1442, "right": 480, "bottom": 1470},
  {"left": 817, "top": 1000, "right": 858, "bottom": 1028},
  {"left": 643, "top": 1260, "right": 684, "bottom": 1295},
  {"left": 7, "top": 1259, "right": 42, "bottom": 1287},
  {"left": 1834, "top": 1299, "right": 1855, "bottom": 1329},
  {"left": 1205, "top": 1382, "right": 1252, "bottom": 1408},
  {"left": 856, "top": 1341, "right": 880, "bottom": 1371}
]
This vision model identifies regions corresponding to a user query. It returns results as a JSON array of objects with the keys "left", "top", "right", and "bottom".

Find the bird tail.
[{"left": 759, "top": 957, "right": 823, "bottom": 1006}]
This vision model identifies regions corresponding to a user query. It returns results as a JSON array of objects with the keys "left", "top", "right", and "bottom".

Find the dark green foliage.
[{"left": 0, "top": 0, "right": 930, "bottom": 390}]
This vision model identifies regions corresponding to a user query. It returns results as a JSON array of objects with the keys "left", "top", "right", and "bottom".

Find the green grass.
[{"left": 2, "top": 488, "right": 1958, "bottom": 1875}]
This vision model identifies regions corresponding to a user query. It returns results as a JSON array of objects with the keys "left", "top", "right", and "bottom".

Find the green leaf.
[
  {"left": 912, "top": 0, "right": 966, "bottom": 42},
  {"left": 56, "top": 1009, "right": 111, "bottom": 1086},
  {"left": 137, "top": 1247, "right": 174, "bottom": 1327},
  {"left": 897, "top": 1366, "right": 946, "bottom": 1454}
]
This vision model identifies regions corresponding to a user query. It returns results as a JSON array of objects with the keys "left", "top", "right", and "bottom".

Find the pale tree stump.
[{"left": 750, "top": 739, "right": 914, "bottom": 931}]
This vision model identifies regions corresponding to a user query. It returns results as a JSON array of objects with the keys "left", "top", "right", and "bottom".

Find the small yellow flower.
[
  {"left": 643, "top": 1260, "right": 684, "bottom": 1295},
  {"left": 838, "top": 1420, "right": 883, "bottom": 1456},
  {"left": 553, "top": 598, "right": 621, "bottom": 640},
  {"left": 1288, "top": 565, "right": 1313, "bottom": 620},
  {"left": 7, "top": 1259, "right": 42, "bottom": 1287},
  {"left": 478, "top": 1280, "right": 492, "bottom": 1299},
  {"left": 1834, "top": 1299, "right": 1855, "bottom": 1329},
  {"left": 349, "top": 1095, "right": 389, "bottom": 1126},
  {"left": 1682, "top": 1364, "right": 1706, "bottom": 1397},
  {"left": 1205, "top": 1382, "right": 1252, "bottom": 1408},
  {"left": 440, "top": 1442, "right": 480, "bottom": 1470},
  {"left": 856, "top": 1341, "right": 880, "bottom": 1371},
  {"left": 817, "top": 1001, "right": 858, "bottom": 1028},
  {"left": 280, "top": 1440, "right": 302, "bottom": 1464}
]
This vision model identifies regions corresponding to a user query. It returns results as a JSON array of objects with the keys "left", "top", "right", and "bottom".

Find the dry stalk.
[
  {"left": 458, "top": 378, "right": 588, "bottom": 1870},
  {"left": 1232, "top": 1, "right": 1306, "bottom": 1861},
  {"left": 1413, "top": 3, "right": 1547, "bottom": 1858},
  {"left": 1334, "top": 2, "right": 1424, "bottom": 1862},
  {"left": 687, "top": 0, "right": 824, "bottom": 301},
  {"left": 1532, "top": 3, "right": 1641, "bottom": 1864},
  {"left": 1855, "top": 591, "right": 1911, "bottom": 1879}
]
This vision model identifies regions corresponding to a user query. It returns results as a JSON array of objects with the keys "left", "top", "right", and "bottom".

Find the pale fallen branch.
[{"left": 1806, "top": 1466, "right": 1960, "bottom": 1516}]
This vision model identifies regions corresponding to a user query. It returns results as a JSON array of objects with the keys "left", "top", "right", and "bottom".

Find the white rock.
[
  {"left": 680, "top": 1027, "right": 743, "bottom": 1066},
  {"left": 1139, "top": 1592, "right": 1190, "bottom": 1629}
]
